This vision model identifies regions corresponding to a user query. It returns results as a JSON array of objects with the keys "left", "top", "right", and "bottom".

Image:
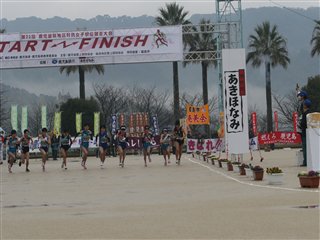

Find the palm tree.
[
  {"left": 59, "top": 65, "right": 104, "bottom": 99},
  {"left": 247, "top": 21, "right": 290, "bottom": 133},
  {"left": 184, "top": 19, "right": 216, "bottom": 136},
  {"left": 311, "top": 20, "right": 320, "bottom": 57},
  {"left": 185, "top": 19, "right": 217, "bottom": 106},
  {"left": 155, "top": 2, "right": 191, "bottom": 121}
]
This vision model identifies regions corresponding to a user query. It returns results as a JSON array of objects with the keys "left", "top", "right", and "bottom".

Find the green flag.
[
  {"left": 21, "top": 106, "right": 28, "bottom": 132},
  {"left": 54, "top": 112, "right": 61, "bottom": 135},
  {"left": 41, "top": 105, "right": 47, "bottom": 128},
  {"left": 11, "top": 105, "right": 18, "bottom": 131},
  {"left": 94, "top": 112, "right": 100, "bottom": 136},
  {"left": 76, "top": 113, "right": 82, "bottom": 133}
]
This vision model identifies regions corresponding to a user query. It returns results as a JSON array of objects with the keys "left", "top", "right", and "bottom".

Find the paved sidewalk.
[{"left": 1, "top": 149, "right": 319, "bottom": 239}]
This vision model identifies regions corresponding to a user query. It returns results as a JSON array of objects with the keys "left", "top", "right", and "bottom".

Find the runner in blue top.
[
  {"left": 80, "top": 123, "right": 92, "bottom": 170},
  {"left": 60, "top": 129, "right": 72, "bottom": 170},
  {"left": 160, "top": 128, "right": 171, "bottom": 166},
  {"left": 96, "top": 125, "right": 110, "bottom": 168},
  {"left": 114, "top": 125, "right": 128, "bottom": 168},
  {"left": 142, "top": 125, "right": 154, "bottom": 167},
  {"left": 6, "top": 130, "right": 20, "bottom": 173},
  {"left": 38, "top": 128, "right": 51, "bottom": 172}
]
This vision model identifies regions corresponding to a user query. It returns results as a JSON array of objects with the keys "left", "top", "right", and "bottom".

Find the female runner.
[
  {"left": 60, "top": 129, "right": 72, "bottom": 170},
  {"left": 19, "top": 129, "right": 33, "bottom": 172}
]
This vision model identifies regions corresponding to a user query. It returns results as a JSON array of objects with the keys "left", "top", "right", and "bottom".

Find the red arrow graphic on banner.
[{"left": 51, "top": 41, "right": 78, "bottom": 48}]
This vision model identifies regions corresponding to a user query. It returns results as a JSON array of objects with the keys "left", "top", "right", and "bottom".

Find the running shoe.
[{"left": 26, "top": 168, "right": 30, "bottom": 172}]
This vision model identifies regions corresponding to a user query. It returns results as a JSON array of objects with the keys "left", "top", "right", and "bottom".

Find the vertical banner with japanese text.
[
  {"left": 11, "top": 105, "right": 18, "bottom": 131},
  {"left": 151, "top": 115, "right": 159, "bottom": 135},
  {"left": 41, "top": 105, "right": 47, "bottom": 128},
  {"left": 119, "top": 113, "right": 125, "bottom": 127},
  {"left": 129, "top": 113, "right": 135, "bottom": 135},
  {"left": 186, "top": 104, "right": 210, "bottom": 125},
  {"left": 111, "top": 114, "right": 117, "bottom": 135},
  {"left": 54, "top": 112, "right": 61, "bottom": 135},
  {"left": 251, "top": 112, "right": 257, "bottom": 136},
  {"left": 222, "top": 49, "right": 249, "bottom": 154},
  {"left": 135, "top": 113, "right": 140, "bottom": 134},
  {"left": 293, "top": 112, "right": 298, "bottom": 132},
  {"left": 76, "top": 113, "right": 82, "bottom": 133},
  {"left": 94, "top": 112, "right": 100, "bottom": 136},
  {"left": 274, "top": 111, "right": 279, "bottom": 131},
  {"left": 21, "top": 106, "right": 28, "bottom": 132}
]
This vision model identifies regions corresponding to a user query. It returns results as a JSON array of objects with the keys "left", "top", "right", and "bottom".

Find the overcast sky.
[{"left": 1, "top": 0, "right": 319, "bottom": 20}]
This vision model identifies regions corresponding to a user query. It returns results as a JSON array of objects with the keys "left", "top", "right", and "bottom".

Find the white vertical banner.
[
  {"left": 222, "top": 48, "right": 249, "bottom": 154},
  {"left": 41, "top": 105, "right": 47, "bottom": 129},
  {"left": 21, "top": 106, "right": 28, "bottom": 131},
  {"left": 11, "top": 105, "right": 18, "bottom": 131}
]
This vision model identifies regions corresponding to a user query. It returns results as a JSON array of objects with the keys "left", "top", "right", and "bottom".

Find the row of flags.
[{"left": 9, "top": 106, "right": 159, "bottom": 136}]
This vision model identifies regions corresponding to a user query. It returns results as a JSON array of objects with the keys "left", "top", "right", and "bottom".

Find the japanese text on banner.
[
  {"left": 224, "top": 71, "right": 243, "bottom": 133},
  {"left": 186, "top": 104, "right": 210, "bottom": 125}
]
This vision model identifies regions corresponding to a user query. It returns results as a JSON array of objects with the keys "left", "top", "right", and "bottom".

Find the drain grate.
[{"left": 294, "top": 205, "right": 319, "bottom": 209}]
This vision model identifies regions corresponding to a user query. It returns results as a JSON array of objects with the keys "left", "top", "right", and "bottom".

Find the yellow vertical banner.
[
  {"left": 21, "top": 106, "right": 28, "bottom": 132},
  {"left": 41, "top": 105, "right": 47, "bottom": 128},
  {"left": 54, "top": 112, "right": 61, "bottom": 135},
  {"left": 94, "top": 112, "right": 100, "bottom": 136},
  {"left": 76, "top": 113, "right": 82, "bottom": 133},
  {"left": 11, "top": 105, "right": 18, "bottom": 131},
  {"left": 218, "top": 112, "right": 225, "bottom": 138},
  {"left": 186, "top": 104, "right": 210, "bottom": 125}
]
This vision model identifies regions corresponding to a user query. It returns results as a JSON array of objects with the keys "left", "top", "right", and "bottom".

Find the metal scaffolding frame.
[{"left": 181, "top": 0, "right": 243, "bottom": 113}]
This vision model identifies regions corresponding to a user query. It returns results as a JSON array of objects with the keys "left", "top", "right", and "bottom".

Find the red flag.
[
  {"left": 251, "top": 112, "right": 257, "bottom": 136},
  {"left": 274, "top": 111, "right": 279, "bottom": 131},
  {"left": 293, "top": 112, "right": 298, "bottom": 132}
]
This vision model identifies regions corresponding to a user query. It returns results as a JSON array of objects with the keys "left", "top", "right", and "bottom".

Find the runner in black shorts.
[
  {"left": 20, "top": 129, "right": 33, "bottom": 172},
  {"left": 173, "top": 120, "right": 185, "bottom": 165},
  {"left": 60, "top": 129, "right": 72, "bottom": 170}
]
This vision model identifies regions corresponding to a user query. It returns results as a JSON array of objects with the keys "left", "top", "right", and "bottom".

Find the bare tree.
[
  {"left": 248, "top": 104, "right": 267, "bottom": 133},
  {"left": 128, "top": 86, "right": 171, "bottom": 128},
  {"left": 93, "top": 83, "right": 128, "bottom": 128},
  {"left": 29, "top": 103, "right": 42, "bottom": 136},
  {"left": 0, "top": 84, "right": 9, "bottom": 127},
  {"left": 273, "top": 90, "right": 299, "bottom": 131}
]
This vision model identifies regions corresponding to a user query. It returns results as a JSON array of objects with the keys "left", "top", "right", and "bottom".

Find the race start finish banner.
[
  {"left": 186, "top": 104, "right": 210, "bottom": 125},
  {"left": 222, "top": 48, "right": 249, "bottom": 154},
  {"left": 0, "top": 26, "right": 183, "bottom": 69}
]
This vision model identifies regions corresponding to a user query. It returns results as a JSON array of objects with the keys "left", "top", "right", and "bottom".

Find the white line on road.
[{"left": 187, "top": 157, "right": 320, "bottom": 193}]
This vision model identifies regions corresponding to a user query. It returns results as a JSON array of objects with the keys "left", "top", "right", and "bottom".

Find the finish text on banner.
[{"left": 0, "top": 26, "right": 183, "bottom": 69}]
